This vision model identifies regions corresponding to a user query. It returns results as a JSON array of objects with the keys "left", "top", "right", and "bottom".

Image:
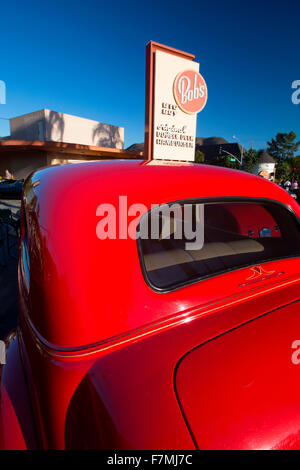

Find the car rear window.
[{"left": 138, "top": 199, "right": 300, "bottom": 290}]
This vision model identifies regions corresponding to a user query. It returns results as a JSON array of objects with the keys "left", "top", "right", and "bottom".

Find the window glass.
[{"left": 138, "top": 200, "right": 300, "bottom": 290}]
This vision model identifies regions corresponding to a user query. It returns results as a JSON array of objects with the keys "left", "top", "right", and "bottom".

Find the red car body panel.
[
  {"left": 176, "top": 301, "right": 300, "bottom": 450},
  {"left": 1, "top": 160, "right": 300, "bottom": 449}
]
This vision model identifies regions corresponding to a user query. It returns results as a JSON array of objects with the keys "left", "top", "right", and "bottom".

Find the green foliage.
[
  {"left": 291, "top": 155, "right": 300, "bottom": 180},
  {"left": 210, "top": 155, "right": 240, "bottom": 170},
  {"left": 194, "top": 150, "right": 205, "bottom": 163},
  {"left": 275, "top": 160, "right": 293, "bottom": 181},
  {"left": 193, "top": 132, "right": 300, "bottom": 180},
  {"left": 242, "top": 148, "right": 258, "bottom": 173},
  {"left": 267, "top": 131, "right": 300, "bottom": 164}
]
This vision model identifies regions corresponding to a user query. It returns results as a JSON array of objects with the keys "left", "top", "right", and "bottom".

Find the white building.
[
  {"left": 0, "top": 110, "right": 141, "bottom": 179},
  {"left": 10, "top": 109, "right": 124, "bottom": 149},
  {"left": 253, "top": 150, "right": 276, "bottom": 180}
]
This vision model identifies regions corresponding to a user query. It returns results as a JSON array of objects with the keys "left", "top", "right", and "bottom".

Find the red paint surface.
[{"left": 1, "top": 160, "right": 300, "bottom": 449}]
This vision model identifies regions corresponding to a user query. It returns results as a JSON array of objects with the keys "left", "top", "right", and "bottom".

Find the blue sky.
[{"left": 0, "top": 0, "right": 299, "bottom": 150}]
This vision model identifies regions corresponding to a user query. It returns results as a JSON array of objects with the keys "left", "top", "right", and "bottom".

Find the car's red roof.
[
  {"left": 29, "top": 159, "right": 294, "bottom": 206},
  {"left": 22, "top": 160, "right": 300, "bottom": 351}
]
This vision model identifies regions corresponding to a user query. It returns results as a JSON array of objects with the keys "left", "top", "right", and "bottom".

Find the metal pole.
[
  {"left": 233, "top": 135, "right": 244, "bottom": 169},
  {"left": 221, "top": 149, "right": 241, "bottom": 166}
]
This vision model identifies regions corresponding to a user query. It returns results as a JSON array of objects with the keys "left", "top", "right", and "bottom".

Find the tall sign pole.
[{"left": 144, "top": 41, "right": 208, "bottom": 162}]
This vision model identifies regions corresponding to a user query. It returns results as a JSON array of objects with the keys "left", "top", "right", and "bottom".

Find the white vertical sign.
[{"left": 153, "top": 51, "right": 200, "bottom": 161}]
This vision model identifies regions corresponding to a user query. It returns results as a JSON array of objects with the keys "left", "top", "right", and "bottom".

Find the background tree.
[
  {"left": 210, "top": 154, "right": 240, "bottom": 170},
  {"left": 290, "top": 155, "right": 300, "bottom": 180},
  {"left": 194, "top": 150, "right": 205, "bottom": 163},
  {"left": 267, "top": 131, "right": 300, "bottom": 164},
  {"left": 275, "top": 160, "right": 293, "bottom": 182},
  {"left": 242, "top": 148, "right": 258, "bottom": 173}
]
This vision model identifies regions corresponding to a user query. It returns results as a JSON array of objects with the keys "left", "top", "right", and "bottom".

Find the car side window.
[{"left": 138, "top": 200, "right": 300, "bottom": 291}]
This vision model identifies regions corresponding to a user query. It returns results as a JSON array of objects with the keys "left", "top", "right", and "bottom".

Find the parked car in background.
[
  {"left": 285, "top": 187, "right": 297, "bottom": 199},
  {"left": 0, "top": 179, "right": 24, "bottom": 199},
  {"left": 2, "top": 160, "right": 300, "bottom": 450}
]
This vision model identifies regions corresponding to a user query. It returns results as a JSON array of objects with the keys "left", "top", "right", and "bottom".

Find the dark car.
[{"left": 0, "top": 179, "right": 24, "bottom": 199}]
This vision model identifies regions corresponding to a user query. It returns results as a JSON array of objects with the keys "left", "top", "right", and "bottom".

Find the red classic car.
[{"left": 2, "top": 159, "right": 300, "bottom": 450}]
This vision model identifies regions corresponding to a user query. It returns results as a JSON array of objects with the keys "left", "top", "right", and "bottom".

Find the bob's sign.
[
  {"left": 144, "top": 41, "right": 207, "bottom": 162},
  {"left": 173, "top": 70, "right": 207, "bottom": 114}
]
